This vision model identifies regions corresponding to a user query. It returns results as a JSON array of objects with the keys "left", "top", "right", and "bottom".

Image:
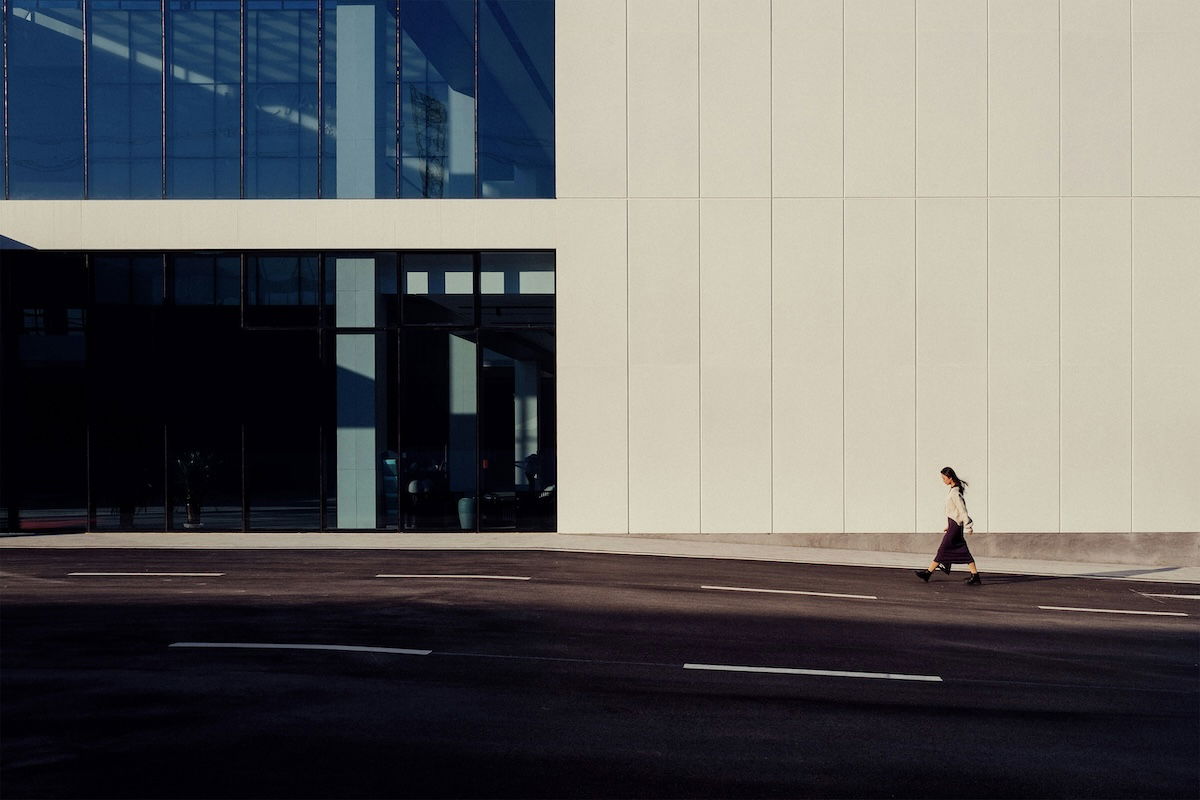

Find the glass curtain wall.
[
  {"left": 0, "top": 250, "right": 553, "bottom": 533},
  {"left": 165, "top": 0, "right": 241, "bottom": 198},
  {"left": 1, "top": 0, "right": 553, "bottom": 198},
  {"left": 4, "top": 0, "right": 85, "bottom": 198}
]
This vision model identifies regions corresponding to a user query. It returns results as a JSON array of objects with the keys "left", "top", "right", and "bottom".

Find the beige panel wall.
[
  {"left": 627, "top": 0, "right": 699, "bottom": 198},
  {"left": 916, "top": 0, "right": 987, "bottom": 197},
  {"left": 989, "top": 200, "right": 1060, "bottom": 532},
  {"left": 1132, "top": 0, "right": 1200, "bottom": 196},
  {"left": 699, "top": 199, "right": 772, "bottom": 532},
  {"left": 1061, "top": 0, "right": 1131, "bottom": 197},
  {"left": 844, "top": 200, "right": 916, "bottom": 531},
  {"left": 916, "top": 200, "right": 988, "bottom": 533},
  {"left": 1133, "top": 199, "right": 1200, "bottom": 532},
  {"left": 844, "top": 0, "right": 915, "bottom": 197},
  {"left": 555, "top": 0, "right": 626, "bottom": 198},
  {"left": 555, "top": 200, "right": 629, "bottom": 533},
  {"left": 628, "top": 200, "right": 701, "bottom": 533},
  {"left": 700, "top": 0, "right": 771, "bottom": 198},
  {"left": 989, "top": 0, "right": 1059, "bottom": 197},
  {"left": 1060, "top": 199, "right": 1132, "bottom": 532},
  {"left": 771, "top": 0, "right": 842, "bottom": 198},
  {"left": 772, "top": 199, "right": 844, "bottom": 532}
]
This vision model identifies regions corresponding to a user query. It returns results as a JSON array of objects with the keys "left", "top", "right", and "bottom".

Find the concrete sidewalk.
[{"left": 2, "top": 531, "right": 1198, "bottom": 584}]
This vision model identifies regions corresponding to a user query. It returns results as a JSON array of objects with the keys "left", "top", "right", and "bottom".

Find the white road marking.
[
  {"left": 169, "top": 642, "right": 432, "bottom": 655},
  {"left": 1039, "top": 605, "right": 1188, "bottom": 617},
  {"left": 69, "top": 572, "right": 225, "bottom": 577},
  {"left": 684, "top": 663, "right": 942, "bottom": 682},
  {"left": 375, "top": 574, "right": 531, "bottom": 581},
  {"left": 701, "top": 584, "right": 877, "bottom": 600},
  {"left": 1138, "top": 593, "right": 1200, "bottom": 600}
]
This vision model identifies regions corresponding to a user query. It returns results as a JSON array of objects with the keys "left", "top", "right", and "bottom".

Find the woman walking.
[{"left": 915, "top": 467, "right": 981, "bottom": 585}]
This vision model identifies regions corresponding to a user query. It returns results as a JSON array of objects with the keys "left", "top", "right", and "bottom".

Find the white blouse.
[{"left": 945, "top": 486, "right": 971, "bottom": 527}]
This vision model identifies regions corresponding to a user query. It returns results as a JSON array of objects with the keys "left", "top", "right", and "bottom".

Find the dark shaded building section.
[{"left": 0, "top": 250, "right": 555, "bottom": 533}]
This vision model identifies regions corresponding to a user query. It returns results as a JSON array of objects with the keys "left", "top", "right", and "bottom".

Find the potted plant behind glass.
[{"left": 176, "top": 450, "right": 216, "bottom": 529}]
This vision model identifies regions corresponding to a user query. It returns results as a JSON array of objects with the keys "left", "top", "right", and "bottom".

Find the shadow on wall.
[{"left": 1, "top": 236, "right": 34, "bottom": 250}]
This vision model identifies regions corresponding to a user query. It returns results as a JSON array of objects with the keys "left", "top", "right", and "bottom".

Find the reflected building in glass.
[{"left": 0, "top": 0, "right": 556, "bottom": 533}]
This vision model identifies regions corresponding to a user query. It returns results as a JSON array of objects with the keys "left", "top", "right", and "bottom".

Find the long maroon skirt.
[{"left": 935, "top": 517, "right": 974, "bottom": 564}]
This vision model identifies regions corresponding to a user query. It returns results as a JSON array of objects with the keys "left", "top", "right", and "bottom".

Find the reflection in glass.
[
  {"left": 246, "top": 0, "right": 319, "bottom": 198},
  {"left": 323, "top": 0, "right": 397, "bottom": 198},
  {"left": 400, "top": 0, "right": 475, "bottom": 197},
  {"left": 88, "top": 1, "right": 163, "bottom": 198},
  {"left": 165, "top": 295, "right": 244, "bottom": 529},
  {"left": 245, "top": 331, "right": 321, "bottom": 530},
  {"left": 246, "top": 255, "right": 320, "bottom": 326},
  {"left": 2, "top": 254, "right": 89, "bottom": 530},
  {"left": 173, "top": 255, "right": 241, "bottom": 305},
  {"left": 479, "top": 329, "right": 555, "bottom": 531},
  {"left": 398, "top": 329, "right": 478, "bottom": 530},
  {"left": 6, "top": 0, "right": 85, "bottom": 198},
  {"left": 402, "top": 253, "right": 475, "bottom": 325},
  {"left": 478, "top": 0, "right": 554, "bottom": 198},
  {"left": 480, "top": 250, "right": 554, "bottom": 325},
  {"left": 88, "top": 290, "right": 165, "bottom": 529},
  {"left": 166, "top": 0, "right": 240, "bottom": 198},
  {"left": 93, "top": 255, "right": 164, "bottom": 305}
]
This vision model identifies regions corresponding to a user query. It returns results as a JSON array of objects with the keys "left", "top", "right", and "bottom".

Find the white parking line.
[
  {"left": 375, "top": 574, "right": 531, "bottom": 580},
  {"left": 69, "top": 572, "right": 225, "bottom": 577},
  {"left": 702, "top": 585, "right": 877, "bottom": 600},
  {"left": 1039, "top": 606, "right": 1188, "bottom": 617},
  {"left": 169, "top": 642, "right": 432, "bottom": 655},
  {"left": 1138, "top": 593, "right": 1200, "bottom": 600},
  {"left": 684, "top": 663, "right": 941, "bottom": 682}
]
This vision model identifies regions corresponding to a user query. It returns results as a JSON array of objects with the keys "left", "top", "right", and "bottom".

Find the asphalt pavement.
[{"left": 2, "top": 549, "right": 1197, "bottom": 799}]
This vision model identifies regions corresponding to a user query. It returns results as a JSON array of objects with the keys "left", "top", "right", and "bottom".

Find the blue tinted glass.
[
  {"left": 6, "top": 1, "right": 85, "bottom": 198},
  {"left": 478, "top": 0, "right": 553, "bottom": 198},
  {"left": 323, "top": 0, "right": 397, "bottom": 198},
  {"left": 93, "top": 255, "right": 164, "bottom": 305},
  {"left": 245, "top": 0, "right": 318, "bottom": 198},
  {"left": 88, "top": 3, "right": 164, "bottom": 198},
  {"left": 166, "top": 0, "right": 240, "bottom": 198},
  {"left": 174, "top": 254, "right": 240, "bottom": 305},
  {"left": 400, "top": 0, "right": 474, "bottom": 198}
]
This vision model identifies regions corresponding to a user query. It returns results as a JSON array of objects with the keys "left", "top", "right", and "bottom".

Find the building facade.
[{"left": 2, "top": 0, "right": 1198, "bottom": 537}]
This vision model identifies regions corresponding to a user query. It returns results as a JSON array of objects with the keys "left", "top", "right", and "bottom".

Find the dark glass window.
[
  {"left": 245, "top": 0, "right": 319, "bottom": 198},
  {"left": 478, "top": 0, "right": 554, "bottom": 198},
  {"left": 166, "top": 0, "right": 241, "bottom": 198},
  {"left": 6, "top": 0, "right": 85, "bottom": 198},
  {"left": 0, "top": 249, "right": 553, "bottom": 534},
  {"left": 173, "top": 254, "right": 241, "bottom": 305},
  {"left": 480, "top": 250, "right": 554, "bottom": 325},
  {"left": 401, "top": 253, "right": 474, "bottom": 325},
  {"left": 87, "top": 0, "right": 164, "bottom": 198},
  {"left": 246, "top": 254, "right": 320, "bottom": 326},
  {"left": 93, "top": 254, "right": 164, "bottom": 305},
  {"left": 400, "top": 0, "right": 475, "bottom": 198}
]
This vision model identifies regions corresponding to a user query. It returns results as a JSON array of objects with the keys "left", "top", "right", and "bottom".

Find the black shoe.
[
  {"left": 964, "top": 573, "right": 981, "bottom": 585},
  {"left": 938, "top": 563, "right": 951, "bottom": 573},
  {"left": 914, "top": 569, "right": 932, "bottom": 582}
]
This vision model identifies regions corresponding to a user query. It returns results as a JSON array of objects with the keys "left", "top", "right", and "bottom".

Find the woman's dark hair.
[{"left": 941, "top": 466, "right": 968, "bottom": 493}]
